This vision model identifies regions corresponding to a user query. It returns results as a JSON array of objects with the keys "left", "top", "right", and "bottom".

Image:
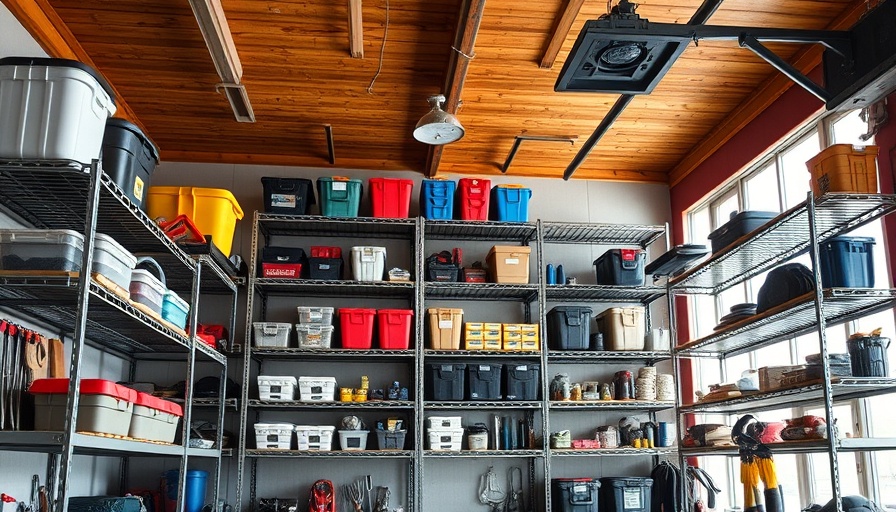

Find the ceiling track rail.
[{"left": 502, "top": 135, "right": 577, "bottom": 173}]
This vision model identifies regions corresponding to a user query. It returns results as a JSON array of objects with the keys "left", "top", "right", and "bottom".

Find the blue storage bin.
[
  {"left": 819, "top": 236, "right": 875, "bottom": 288},
  {"left": 317, "top": 177, "right": 363, "bottom": 217},
  {"left": 490, "top": 185, "right": 531, "bottom": 222},
  {"left": 162, "top": 290, "right": 189, "bottom": 329},
  {"left": 420, "top": 179, "right": 456, "bottom": 219}
]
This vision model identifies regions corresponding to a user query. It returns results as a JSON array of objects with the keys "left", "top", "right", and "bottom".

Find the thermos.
[
  {"left": 546, "top": 264, "right": 556, "bottom": 285},
  {"left": 556, "top": 265, "right": 566, "bottom": 285}
]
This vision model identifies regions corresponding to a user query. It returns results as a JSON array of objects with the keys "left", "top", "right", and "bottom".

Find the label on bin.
[
  {"left": 332, "top": 182, "right": 347, "bottom": 191},
  {"left": 573, "top": 484, "right": 588, "bottom": 495},
  {"left": 134, "top": 177, "right": 145, "bottom": 201},
  {"left": 439, "top": 320, "right": 453, "bottom": 329},
  {"left": 319, "top": 264, "right": 331, "bottom": 270},
  {"left": 271, "top": 385, "right": 282, "bottom": 393},
  {"left": 272, "top": 193, "right": 297, "bottom": 208},
  {"left": 478, "top": 365, "right": 491, "bottom": 371},
  {"left": 362, "top": 254, "right": 375, "bottom": 262},
  {"left": 504, "top": 258, "right": 520, "bottom": 265},
  {"left": 623, "top": 488, "right": 642, "bottom": 508}
]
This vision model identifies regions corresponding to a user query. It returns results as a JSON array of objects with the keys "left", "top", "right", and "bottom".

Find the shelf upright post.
[
  {"left": 237, "top": 211, "right": 262, "bottom": 512},
  {"left": 535, "top": 219, "right": 551, "bottom": 510},
  {"left": 173, "top": 260, "right": 202, "bottom": 512},
  {"left": 413, "top": 216, "right": 425, "bottom": 512},
  {"left": 667, "top": 281, "right": 691, "bottom": 512},
  {"left": 806, "top": 192, "right": 842, "bottom": 512},
  {"left": 55, "top": 160, "right": 102, "bottom": 512}
]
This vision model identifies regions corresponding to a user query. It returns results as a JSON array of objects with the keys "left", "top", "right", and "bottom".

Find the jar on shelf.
[{"left": 550, "top": 373, "right": 571, "bottom": 401}]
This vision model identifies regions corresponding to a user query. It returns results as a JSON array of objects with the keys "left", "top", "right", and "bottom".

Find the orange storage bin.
[{"left": 806, "top": 144, "right": 879, "bottom": 197}]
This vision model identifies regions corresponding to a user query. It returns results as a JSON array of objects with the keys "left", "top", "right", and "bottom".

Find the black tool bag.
[
  {"left": 756, "top": 263, "right": 815, "bottom": 313},
  {"left": 651, "top": 462, "right": 721, "bottom": 512}
]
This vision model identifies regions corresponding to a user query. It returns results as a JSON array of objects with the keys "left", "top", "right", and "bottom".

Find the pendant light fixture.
[{"left": 413, "top": 94, "right": 465, "bottom": 145}]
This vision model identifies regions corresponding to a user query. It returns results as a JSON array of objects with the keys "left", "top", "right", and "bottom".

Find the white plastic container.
[
  {"left": 338, "top": 430, "right": 369, "bottom": 451},
  {"left": 92, "top": 233, "right": 138, "bottom": 292},
  {"left": 257, "top": 375, "right": 298, "bottom": 401},
  {"left": 467, "top": 432, "right": 489, "bottom": 450},
  {"left": 426, "top": 416, "right": 463, "bottom": 430},
  {"left": 254, "top": 422, "right": 294, "bottom": 450},
  {"left": 298, "top": 376, "right": 337, "bottom": 402},
  {"left": 0, "top": 57, "right": 116, "bottom": 163},
  {"left": 253, "top": 322, "right": 292, "bottom": 347},
  {"left": 296, "top": 306, "right": 335, "bottom": 325},
  {"left": 595, "top": 307, "right": 646, "bottom": 350},
  {"left": 129, "top": 269, "right": 166, "bottom": 315},
  {"left": 128, "top": 392, "right": 183, "bottom": 443},
  {"left": 295, "top": 324, "right": 335, "bottom": 348},
  {"left": 295, "top": 425, "right": 335, "bottom": 450},
  {"left": 351, "top": 246, "right": 386, "bottom": 282},
  {"left": 427, "top": 428, "right": 464, "bottom": 451}
]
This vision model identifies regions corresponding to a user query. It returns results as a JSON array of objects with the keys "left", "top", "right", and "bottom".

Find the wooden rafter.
[
  {"left": 187, "top": 0, "right": 243, "bottom": 83},
  {"left": 1, "top": 0, "right": 142, "bottom": 127},
  {"left": 668, "top": 0, "right": 870, "bottom": 187},
  {"left": 424, "top": 0, "right": 487, "bottom": 177},
  {"left": 539, "top": 0, "right": 586, "bottom": 69},
  {"left": 348, "top": 0, "right": 364, "bottom": 58}
]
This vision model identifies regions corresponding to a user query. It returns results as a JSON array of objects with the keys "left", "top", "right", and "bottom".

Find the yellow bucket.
[{"left": 146, "top": 186, "right": 244, "bottom": 256}]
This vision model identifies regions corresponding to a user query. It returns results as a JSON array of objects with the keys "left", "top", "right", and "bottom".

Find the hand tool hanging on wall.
[{"left": 506, "top": 467, "right": 524, "bottom": 512}]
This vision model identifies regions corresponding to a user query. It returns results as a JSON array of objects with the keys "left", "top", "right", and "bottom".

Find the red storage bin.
[
  {"left": 339, "top": 308, "right": 376, "bottom": 349},
  {"left": 311, "top": 246, "right": 342, "bottom": 258},
  {"left": 377, "top": 309, "right": 413, "bottom": 349},
  {"left": 457, "top": 178, "right": 490, "bottom": 220},
  {"left": 370, "top": 178, "right": 413, "bottom": 218}
]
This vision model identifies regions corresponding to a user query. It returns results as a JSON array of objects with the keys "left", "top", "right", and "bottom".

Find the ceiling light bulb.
[{"left": 413, "top": 94, "right": 465, "bottom": 145}]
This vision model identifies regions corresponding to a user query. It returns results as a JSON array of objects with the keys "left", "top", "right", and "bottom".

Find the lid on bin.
[
  {"left": 134, "top": 391, "right": 183, "bottom": 416},
  {"left": 0, "top": 57, "right": 116, "bottom": 104},
  {"left": 29, "top": 378, "right": 137, "bottom": 401},
  {"left": 105, "top": 118, "right": 160, "bottom": 163}
]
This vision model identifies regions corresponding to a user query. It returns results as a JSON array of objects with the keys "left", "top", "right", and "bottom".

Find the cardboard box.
[
  {"left": 759, "top": 365, "right": 806, "bottom": 391},
  {"left": 486, "top": 245, "right": 531, "bottom": 283}
]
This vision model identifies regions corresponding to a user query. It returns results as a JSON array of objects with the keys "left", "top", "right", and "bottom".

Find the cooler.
[
  {"left": 486, "top": 245, "right": 531, "bottom": 283},
  {"left": 807, "top": 144, "right": 879, "bottom": 197},
  {"left": 377, "top": 309, "right": 413, "bottom": 349},
  {"left": 420, "top": 179, "right": 456, "bottom": 219},
  {"left": 552, "top": 478, "right": 600, "bottom": 512},
  {"left": 595, "top": 307, "right": 645, "bottom": 350},
  {"left": 819, "top": 236, "right": 875, "bottom": 288},
  {"left": 599, "top": 477, "right": 652, "bottom": 512},
  {"left": 339, "top": 308, "right": 375, "bottom": 348},
  {"left": 146, "top": 187, "right": 244, "bottom": 256},
  {"left": 428, "top": 308, "right": 463, "bottom": 349},
  {"left": 0, "top": 229, "right": 84, "bottom": 272},
  {"left": 467, "top": 363, "right": 503, "bottom": 400},
  {"left": 425, "top": 363, "right": 466, "bottom": 400},
  {"left": 594, "top": 249, "right": 646, "bottom": 286},
  {"left": 504, "top": 363, "right": 540, "bottom": 400},
  {"left": 317, "top": 177, "right": 363, "bottom": 217},
  {"left": 254, "top": 422, "right": 294, "bottom": 450},
  {"left": 253, "top": 322, "right": 292, "bottom": 347},
  {"left": 101, "top": 118, "right": 159, "bottom": 210},
  {"left": 547, "top": 306, "right": 593, "bottom": 350},
  {"left": 128, "top": 392, "right": 183, "bottom": 443},
  {"left": 0, "top": 57, "right": 116, "bottom": 163},
  {"left": 370, "top": 177, "right": 413, "bottom": 218},
  {"left": 261, "top": 177, "right": 315, "bottom": 215},
  {"left": 261, "top": 246, "right": 306, "bottom": 279},
  {"left": 257, "top": 375, "right": 298, "bottom": 401},
  {"left": 457, "top": 178, "right": 490, "bottom": 220},
  {"left": 351, "top": 246, "right": 386, "bottom": 281},
  {"left": 30, "top": 378, "right": 136, "bottom": 436},
  {"left": 490, "top": 185, "right": 532, "bottom": 222}
]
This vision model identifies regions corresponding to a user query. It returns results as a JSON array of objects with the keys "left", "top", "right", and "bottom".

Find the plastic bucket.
[
  {"left": 163, "top": 469, "right": 208, "bottom": 512},
  {"left": 847, "top": 336, "right": 890, "bottom": 377}
]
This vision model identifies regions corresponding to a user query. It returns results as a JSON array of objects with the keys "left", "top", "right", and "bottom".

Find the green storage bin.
[{"left": 317, "top": 177, "right": 363, "bottom": 217}]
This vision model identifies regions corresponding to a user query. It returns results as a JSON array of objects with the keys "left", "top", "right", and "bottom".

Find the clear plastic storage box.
[
  {"left": 296, "top": 306, "right": 334, "bottom": 325},
  {"left": 253, "top": 322, "right": 292, "bottom": 347},
  {"left": 93, "top": 233, "right": 138, "bottom": 292},
  {"left": 295, "top": 324, "right": 334, "bottom": 348},
  {"left": 0, "top": 229, "right": 84, "bottom": 272}
]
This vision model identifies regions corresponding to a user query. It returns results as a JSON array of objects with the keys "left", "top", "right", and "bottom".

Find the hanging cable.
[{"left": 367, "top": 0, "right": 390, "bottom": 94}]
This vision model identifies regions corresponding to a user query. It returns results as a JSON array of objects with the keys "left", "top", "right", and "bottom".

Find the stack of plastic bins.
[{"left": 296, "top": 306, "right": 335, "bottom": 349}]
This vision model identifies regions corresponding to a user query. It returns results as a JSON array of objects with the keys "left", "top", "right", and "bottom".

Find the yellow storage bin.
[
  {"left": 806, "top": 144, "right": 879, "bottom": 197},
  {"left": 520, "top": 324, "right": 539, "bottom": 351},
  {"left": 146, "top": 187, "right": 244, "bottom": 256}
]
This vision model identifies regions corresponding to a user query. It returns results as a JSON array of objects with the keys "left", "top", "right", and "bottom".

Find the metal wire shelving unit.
[
  {"left": 667, "top": 192, "right": 896, "bottom": 512},
  {"left": 0, "top": 160, "right": 234, "bottom": 512}
]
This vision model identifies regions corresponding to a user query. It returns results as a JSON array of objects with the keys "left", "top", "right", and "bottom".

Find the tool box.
[{"left": 30, "top": 378, "right": 137, "bottom": 436}]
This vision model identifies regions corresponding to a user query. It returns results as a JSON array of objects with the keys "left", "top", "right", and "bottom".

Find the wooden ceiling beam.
[
  {"left": 1, "top": 0, "right": 143, "bottom": 127},
  {"left": 348, "top": 0, "right": 364, "bottom": 58},
  {"left": 424, "top": 0, "right": 487, "bottom": 177},
  {"left": 187, "top": 0, "right": 243, "bottom": 83},
  {"left": 539, "top": 0, "right": 586, "bottom": 69},
  {"left": 668, "top": 0, "right": 870, "bottom": 187}
]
